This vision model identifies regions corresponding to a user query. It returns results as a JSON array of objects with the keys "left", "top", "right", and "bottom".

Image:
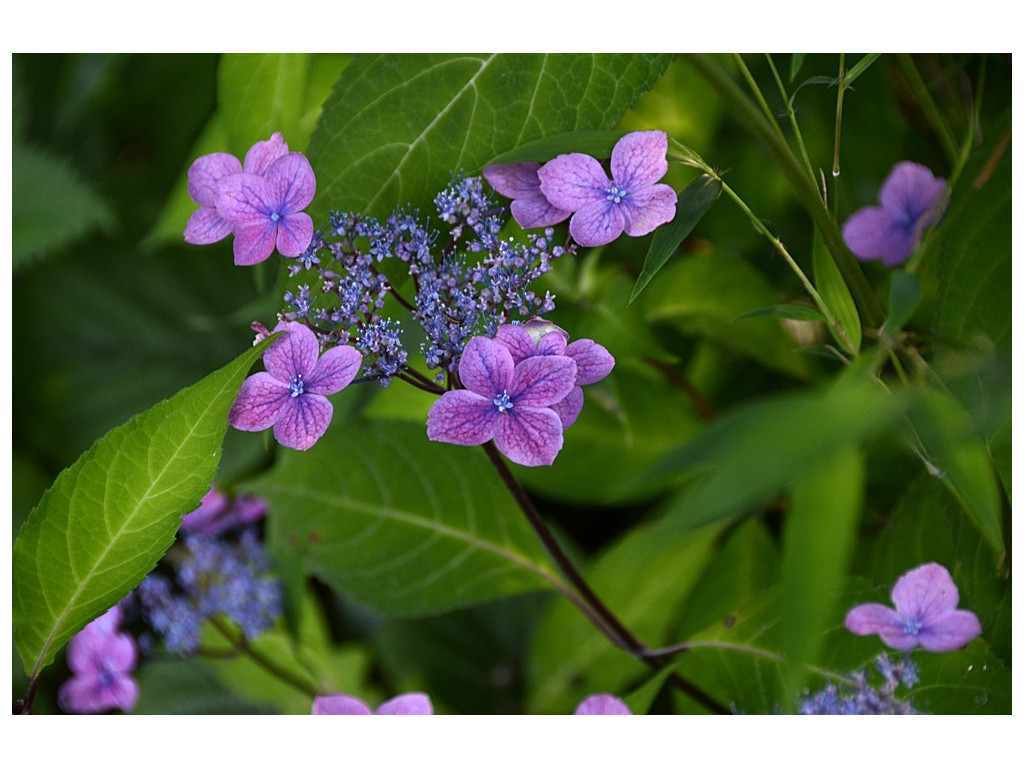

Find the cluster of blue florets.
[{"left": 799, "top": 653, "right": 920, "bottom": 714}]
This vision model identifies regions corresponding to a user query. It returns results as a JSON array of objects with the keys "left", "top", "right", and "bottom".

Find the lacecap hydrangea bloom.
[
  {"left": 842, "top": 161, "right": 948, "bottom": 266},
  {"left": 229, "top": 321, "right": 362, "bottom": 450},
  {"left": 184, "top": 132, "right": 316, "bottom": 266},
  {"left": 426, "top": 333, "right": 577, "bottom": 466},
  {"left": 536, "top": 130, "right": 677, "bottom": 247},
  {"left": 845, "top": 562, "right": 982, "bottom": 652},
  {"left": 58, "top": 604, "right": 139, "bottom": 714},
  {"left": 312, "top": 692, "right": 433, "bottom": 715}
]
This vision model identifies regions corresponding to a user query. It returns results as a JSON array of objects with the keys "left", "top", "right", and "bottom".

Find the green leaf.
[
  {"left": 907, "top": 387, "right": 1004, "bottom": 560},
  {"left": 12, "top": 140, "right": 113, "bottom": 270},
  {"left": 12, "top": 340, "right": 272, "bottom": 677},
  {"left": 781, "top": 446, "right": 864, "bottom": 706},
  {"left": 734, "top": 303, "right": 826, "bottom": 323},
  {"left": 246, "top": 419, "right": 564, "bottom": 616},
  {"left": 308, "top": 53, "right": 673, "bottom": 219},
  {"left": 486, "top": 130, "right": 626, "bottom": 165},
  {"left": 623, "top": 663, "right": 678, "bottom": 715},
  {"left": 812, "top": 228, "right": 862, "bottom": 354},
  {"left": 843, "top": 54, "right": 883, "bottom": 88},
  {"left": 788, "top": 54, "right": 807, "bottom": 82},
  {"left": 628, "top": 174, "right": 721, "bottom": 305},
  {"left": 885, "top": 269, "right": 922, "bottom": 333},
  {"left": 219, "top": 54, "right": 314, "bottom": 155}
]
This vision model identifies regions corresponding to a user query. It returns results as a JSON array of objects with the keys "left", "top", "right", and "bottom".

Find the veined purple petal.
[
  {"left": 918, "top": 609, "right": 983, "bottom": 652},
  {"left": 458, "top": 336, "right": 514, "bottom": 399},
  {"left": 306, "top": 344, "right": 362, "bottom": 395},
  {"left": 566, "top": 339, "right": 615, "bottom": 386},
  {"left": 845, "top": 603, "right": 906, "bottom": 642},
  {"left": 232, "top": 222, "right": 278, "bottom": 266},
  {"left": 376, "top": 693, "right": 433, "bottom": 715},
  {"left": 265, "top": 153, "right": 316, "bottom": 215},
  {"left": 228, "top": 373, "right": 291, "bottom": 432},
  {"left": 611, "top": 130, "right": 669, "bottom": 191},
  {"left": 263, "top": 322, "right": 321, "bottom": 382},
  {"left": 184, "top": 205, "right": 233, "bottom": 245},
  {"left": 273, "top": 392, "right": 332, "bottom": 450},
  {"left": 483, "top": 162, "right": 544, "bottom": 198},
  {"left": 538, "top": 153, "right": 610, "bottom": 211},
  {"left": 536, "top": 331, "right": 567, "bottom": 356},
  {"left": 426, "top": 390, "right": 497, "bottom": 446},
  {"left": 494, "top": 405, "right": 564, "bottom": 466},
  {"left": 243, "top": 132, "right": 289, "bottom": 176},
  {"left": 509, "top": 355, "right": 576, "bottom": 407},
  {"left": 568, "top": 200, "right": 625, "bottom": 247},
  {"left": 216, "top": 172, "right": 274, "bottom": 226},
  {"left": 842, "top": 207, "right": 916, "bottom": 266},
  {"left": 275, "top": 211, "right": 314, "bottom": 258},
  {"left": 891, "top": 562, "right": 961, "bottom": 621},
  {"left": 494, "top": 324, "right": 537, "bottom": 364},
  {"left": 187, "top": 152, "right": 242, "bottom": 206},
  {"left": 551, "top": 386, "right": 584, "bottom": 429},
  {"left": 619, "top": 184, "right": 677, "bottom": 237},
  {"left": 312, "top": 694, "right": 373, "bottom": 715},
  {"left": 574, "top": 693, "right": 632, "bottom": 715},
  {"left": 879, "top": 162, "right": 948, "bottom": 222},
  {"left": 510, "top": 196, "right": 571, "bottom": 229}
]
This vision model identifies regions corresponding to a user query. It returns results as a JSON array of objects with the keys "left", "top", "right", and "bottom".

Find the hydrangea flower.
[
  {"left": 58, "top": 605, "right": 139, "bottom": 714},
  {"left": 482, "top": 162, "right": 571, "bottom": 229},
  {"left": 494, "top": 319, "right": 614, "bottom": 429},
  {"left": 574, "top": 693, "right": 632, "bottom": 715},
  {"left": 184, "top": 132, "right": 289, "bottom": 247},
  {"left": 312, "top": 692, "right": 433, "bottom": 715},
  {"left": 426, "top": 335, "right": 577, "bottom": 466},
  {"left": 180, "top": 485, "right": 267, "bottom": 536},
  {"left": 845, "top": 562, "right": 982, "bottom": 652},
  {"left": 842, "top": 161, "right": 948, "bottom": 266},
  {"left": 799, "top": 654, "right": 919, "bottom": 715},
  {"left": 229, "top": 321, "right": 362, "bottom": 450},
  {"left": 537, "top": 130, "right": 677, "bottom": 247},
  {"left": 216, "top": 152, "right": 317, "bottom": 265}
]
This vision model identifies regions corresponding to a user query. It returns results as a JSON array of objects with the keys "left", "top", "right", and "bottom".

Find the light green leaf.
[
  {"left": 247, "top": 419, "right": 565, "bottom": 616},
  {"left": 628, "top": 174, "right": 721, "bottom": 305},
  {"left": 843, "top": 54, "right": 883, "bottom": 88},
  {"left": 812, "top": 228, "right": 862, "bottom": 354},
  {"left": 13, "top": 340, "right": 272, "bottom": 677},
  {"left": 13, "top": 140, "right": 113, "bottom": 270},
  {"left": 781, "top": 446, "right": 864, "bottom": 706},
  {"left": 308, "top": 53, "right": 673, "bottom": 219}
]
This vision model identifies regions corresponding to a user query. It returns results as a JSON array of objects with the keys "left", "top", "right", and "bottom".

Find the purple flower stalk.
[
  {"left": 229, "top": 321, "right": 362, "bottom": 450},
  {"left": 842, "top": 161, "right": 948, "bottom": 266},
  {"left": 845, "top": 562, "right": 982, "bottom": 652},
  {"left": 58, "top": 605, "right": 139, "bottom": 714},
  {"left": 482, "top": 162, "right": 571, "bottom": 229},
  {"left": 312, "top": 692, "right": 433, "bottom": 715},
  {"left": 426, "top": 335, "right": 577, "bottom": 466},
  {"left": 574, "top": 693, "right": 632, "bottom": 715},
  {"left": 494, "top": 319, "right": 614, "bottom": 429},
  {"left": 538, "top": 130, "right": 677, "bottom": 247}
]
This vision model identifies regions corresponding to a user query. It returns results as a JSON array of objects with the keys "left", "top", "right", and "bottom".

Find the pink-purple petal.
[
  {"left": 510, "top": 196, "right": 572, "bottom": 229},
  {"left": 232, "top": 222, "right": 278, "bottom": 266},
  {"left": 538, "top": 153, "right": 610, "bottom": 211},
  {"left": 426, "top": 390, "right": 498, "bottom": 446},
  {"left": 228, "top": 373, "right": 292, "bottom": 432},
  {"left": 493, "top": 324, "right": 537, "bottom": 364},
  {"left": 891, "top": 562, "right": 960, "bottom": 621},
  {"left": 611, "top": 130, "right": 669, "bottom": 191},
  {"left": 566, "top": 339, "right": 615, "bottom": 386},
  {"left": 845, "top": 603, "right": 904, "bottom": 638},
  {"left": 574, "top": 693, "right": 632, "bottom": 715},
  {"left": 918, "top": 609, "right": 983, "bottom": 652},
  {"left": 619, "top": 184, "right": 678, "bottom": 237},
  {"left": 879, "top": 162, "right": 947, "bottom": 220},
  {"left": 306, "top": 344, "right": 363, "bottom": 395},
  {"left": 551, "top": 386, "right": 584, "bottom": 429},
  {"left": 312, "top": 694, "right": 373, "bottom": 715},
  {"left": 216, "top": 172, "right": 274, "bottom": 226},
  {"left": 483, "top": 162, "right": 544, "bottom": 198},
  {"left": 187, "top": 152, "right": 242, "bottom": 206},
  {"left": 536, "top": 331, "right": 567, "bottom": 356},
  {"left": 375, "top": 693, "right": 433, "bottom": 715},
  {"left": 263, "top": 322, "right": 321, "bottom": 382},
  {"left": 243, "top": 132, "right": 289, "bottom": 176},
  {"left": 184, "top": 205, "right": 233, "bottom": 245},
  {"left": 458, "top": 336, "right": 514, "bottom": 399},
  {"left": 568, "top": 200, "right": 625, "bottom": 247},
  {"left": 494, "top": 405, "right": 564, "bottom": 466},
  {"left": 266, "top": 153, "right": 317, "bottom": 214},
  {"left": 509, "top": 355, "right": 576, "bottom": 407},
  {"left": 273, "top": 392, "right": 333, "bottom": 451},
  {"left": 275, "top": 212, "right": 314, "bottom": 257},
  {"left": 842, "top": 207, "right": 915, "bottom": 265}
]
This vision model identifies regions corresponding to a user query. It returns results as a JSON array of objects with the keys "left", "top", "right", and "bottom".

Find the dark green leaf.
[
  {"left": 788, "top": 54, "right": 807, "bottom": 82},
  {"left": 844, "top": 54, "right": 883, "bottom": 88},
  {"left": 734, "top": 304, "right": 827, "bottom": 323},
  {"left": 13, "top": 340, "right": 272, "bottom": 677},
  {"left": 628, "top": 174, "right": 721, "bottom": 305},
  {"left": 885, "top": 269, "right": 922, "bottom": 333},
  {"left": 486, "top": 130, "right": 626, "bottom": 165},
  {"left": 308, "top": 53, "right": 673, "bottom": 219}
]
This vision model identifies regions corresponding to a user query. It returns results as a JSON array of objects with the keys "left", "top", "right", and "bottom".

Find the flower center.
[
  {"left": 289, "top": 374, "right": 305, "bottom": 398},
  {"left": 605, "top": 185, "right": 627, "bottom": 204},
  {"left": 903, "top": 617, "right": 923, "bottom": 637},
  {"left": 270, "top": 212, "right": 282, "bottom": 222},
  {"left": 492, "top": 390, "right": 514, "bottom": 413}
]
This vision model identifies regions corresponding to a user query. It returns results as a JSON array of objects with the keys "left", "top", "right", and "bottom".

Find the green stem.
[
  {"left": 209, "top": 616, "right": 322, "bottom": 699},
  {"left": 733, "top": 54, "right": 786, "bottom": 145},
  {"left": 832, "top": 53, "right": 846, "bottom": 219},
  {"left": 764, "top": 54, "right": 818, "bottom": 186},
  {"left": 896, "top": 54, "right": 960, "bottom": 166},
  {"left": 680, "top": 53, "right": 884, "bottom": 329}
]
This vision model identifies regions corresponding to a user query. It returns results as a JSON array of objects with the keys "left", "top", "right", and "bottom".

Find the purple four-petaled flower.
[
  {"left": 482, "top": 162, "right": 571, "bottom": 229},
  {"left": 58, "top": 605, "right": 139, "bottom": 714},
  {"left": 229, "top": 321, "right": 362, "bottom": 450},
  {"left": 537, "top": 130, "right": 677, "bottom": 247},
  {"left": 426, "top": 335, "right": 577, "bottom": 466},
  {"left": 842, "top": 161, "right": 948, "bottom": 266},
  {"left": 845, "top": 562, "right": 982, "bottom": 652},
  {"left": 312, "top": 692, "right": 433, "bottom": 715}
]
